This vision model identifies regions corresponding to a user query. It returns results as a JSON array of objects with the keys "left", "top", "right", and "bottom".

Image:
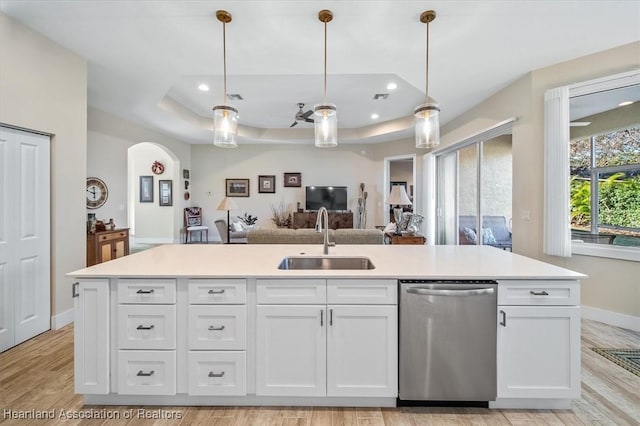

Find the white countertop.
[{"left": 68, "top": 244, "right": 585, "bottom": 280}]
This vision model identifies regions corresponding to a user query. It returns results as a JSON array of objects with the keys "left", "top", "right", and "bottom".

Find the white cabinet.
[
  {"left": 327, "top": 305, "right": 397, "bottom": 397},
  {"left": 73, "top": 279, "right": 110, "bottom": 394},
  {"left": 256, "top": 279, "right": 398, "bottom": 398},
  {"left": 496, "top": 280, "right": 581, "bottom": 402},
  {"left": 256, "top": 305, "right": 326, "bottom": 396}
]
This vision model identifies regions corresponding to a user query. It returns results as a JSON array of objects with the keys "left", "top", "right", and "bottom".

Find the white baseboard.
[
  {"left": 51, "top": 308, "right": 74, "bottom": 330},
  {"left": 582, "top": 305, "right": 640, "bottom": 332}
]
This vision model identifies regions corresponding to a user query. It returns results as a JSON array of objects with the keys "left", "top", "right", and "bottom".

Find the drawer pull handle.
[
  {"left": 136, "top": 289, "right": 155, "bottom": 294},
  {"left": 208, "top": 371, "right": 225, "bottom": 378},
  {"left": 136, "top": 325, "right": 155, "bottom": 330},
  {"left": 208, "top": 289, "right": 226, "bottom": 294},
  {"left": 208, "top": 325, "right": 225, "bottom": 331},
  {"left": 137, "top": 370, "right": 154, "bottom": 377},
  {"left": 530, "top": 290, "right": 549, "bottom": 296}
]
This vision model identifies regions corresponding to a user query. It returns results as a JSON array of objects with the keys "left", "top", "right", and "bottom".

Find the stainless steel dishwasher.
[{"left": 399, "top": 279, "right": 497, "bottom": 404}]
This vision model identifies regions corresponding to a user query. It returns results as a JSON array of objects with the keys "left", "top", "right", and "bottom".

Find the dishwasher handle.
[{"left": 406, "top": 286, "right": 495, "bottom": 297}]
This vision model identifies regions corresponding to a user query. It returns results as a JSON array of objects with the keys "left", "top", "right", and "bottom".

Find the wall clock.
[{"left": 86, "top": 177, "right": 108, "bottom": 209}]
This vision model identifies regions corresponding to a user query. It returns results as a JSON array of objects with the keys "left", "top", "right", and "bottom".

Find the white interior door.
[{"left": 0, "top": 126, "right": 50, "bottom": 352}]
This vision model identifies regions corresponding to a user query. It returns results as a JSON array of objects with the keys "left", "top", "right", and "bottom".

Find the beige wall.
[
  {"left": 0, "top": 13, "right": 87, "bottom": 318},
  {"left": 440, "top": 41, "right": 640, "bottom": 317}
]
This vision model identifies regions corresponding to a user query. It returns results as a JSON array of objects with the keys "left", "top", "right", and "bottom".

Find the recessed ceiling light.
[
  {"left": 373, "top": 93, "right": 389, "bottom": 100},
  {"left": 371, "top": 113, "right": 379, "bottom": 120},
  {"left": 618, "top": 101, "right": 633, "bottom": 106},
  {"left": 386, "top": 82, "right": 397, "bottom": 90},
  {"left": 198, "top": 84, "right": 209, "bottom": 91}
]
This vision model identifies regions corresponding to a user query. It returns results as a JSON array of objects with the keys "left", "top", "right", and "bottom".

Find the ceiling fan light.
[
  {"left": 414, "top": 99, "right": 440, "bottom": 149},
  {"left": 213, "top": 105, "right": 238, "bottom": 148},
  {"left": 313, "top": 103, "right": 337, "bottom": 148}
]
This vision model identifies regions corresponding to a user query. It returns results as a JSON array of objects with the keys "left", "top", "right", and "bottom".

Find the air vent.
[
  {"left": 227, "top": 94, "right": 243, "bottom": 100},
  {"left": 373, "top": 93, "right": 389, "bottom": 100}
]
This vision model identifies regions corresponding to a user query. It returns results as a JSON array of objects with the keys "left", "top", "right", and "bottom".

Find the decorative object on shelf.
[
  {"left": 283, "top": 172, "right": 301, "bottom": 187},
  {"left": 87, "top": 213, "right": 97, "bottom": 234},
  {"left": 86, "top": 177, "right": 108, "bottom": 209},
  {"left": 139, "top": 175, "right": 153, "bottom": 202},
  {"left": 407, "top": 213, "right": 425, "bottom": 235},
  {"left": 217, "top": 197, "right": 239, "bottom": 243},
  {"left": 183, "top": 169, "right": 190, "bottom": 179},
  {"left": 184, "top": 180, "right": 189, "bottom": 190},
  {"left": 159, "top": 179, "right": 173, "bottom": 206},
  {"left": 270, "top": 201, "right": 292, "bottom": 228},
  {"left": 151, "top": 160, "right": 165, "bottom": 175},
  {"left": 357, "top": 182, "right": 368, "bottom": 229},
  {"left": 387, "top": 185, "right": 412, "bottom": 235},
  {"left": 414, "top": 9, "right": 440, "bottom": 149},
  {"left": 314, "top": 9, "right": 337, "bottom": 148},
  {"left": 106, "top": 218, "right": 115, "bottom": 231},
  {"left": 237, "top": 212, "right": 258, "bottom": 226},
  {"left": 95, "top": 220, "right": 106, "bottom": 232},
  {"left": 226, "top": 178, "right": 250, "bottom": 197},
  {"left": 212, "top": 9, "right": 239, "bottom": 148},
  {"left": 258, "top": 175, "right": 276, "bottom": 193}
]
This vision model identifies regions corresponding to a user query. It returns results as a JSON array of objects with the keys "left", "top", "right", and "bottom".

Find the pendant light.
[
  {"left": 414, "top": 10, "right": 440, "bottom": 149},
  {"left": 314, "top": 9, "right": 337, "bottom": 148},
  {"left": 213, "top": 10, "right": 238, "bottom": 148}
]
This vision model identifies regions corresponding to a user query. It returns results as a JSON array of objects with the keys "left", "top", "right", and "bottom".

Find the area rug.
[{"left": 591, "top": 348, "right": 640, "bottom": 377}]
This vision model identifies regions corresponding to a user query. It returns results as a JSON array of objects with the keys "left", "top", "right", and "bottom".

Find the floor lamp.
[
  {"left": 216, "top": 196, "right": 238, "bottom": 244},
  {"left": 387, "top": 185, "right": 412, "bottom": 235}
]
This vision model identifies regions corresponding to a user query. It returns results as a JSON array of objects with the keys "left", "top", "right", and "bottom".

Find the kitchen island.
[{"left": 69, "top": 244, "right": 585, "bottom": 409}]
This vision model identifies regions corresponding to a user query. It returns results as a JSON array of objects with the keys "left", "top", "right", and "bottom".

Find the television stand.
[{"left": 292, "top": 211, "right": 353, "bottom": 229}]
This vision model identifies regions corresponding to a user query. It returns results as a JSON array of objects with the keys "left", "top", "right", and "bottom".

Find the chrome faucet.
[{"left": 315, "top": 207, "right": 335, "bottom": 255}]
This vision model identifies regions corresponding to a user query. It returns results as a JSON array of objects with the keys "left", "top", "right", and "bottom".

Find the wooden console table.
[
  {"left": 87, "top": 228, "right": 129, "bottom": 266},
  {"left": 390, "top": 234, "right": 426, "bottom": 245},
  {"left": 292, "top": 211, "right": 353, "bottom": 229}
]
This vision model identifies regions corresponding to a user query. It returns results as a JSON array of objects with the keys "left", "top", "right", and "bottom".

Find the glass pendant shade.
[
  {"left": 213, "top": 105, "right": 238, "bottom": 148},
  {"left": 313, "top": 103, "right": 337, "bottom": 148},
  {"left": 414, "top": 98, "right": 440, "bottom": 149}
]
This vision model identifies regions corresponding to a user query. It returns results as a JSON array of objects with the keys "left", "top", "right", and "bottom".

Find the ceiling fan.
[{"left": 290, "top": 103, "right": 314, "bottom": 127}]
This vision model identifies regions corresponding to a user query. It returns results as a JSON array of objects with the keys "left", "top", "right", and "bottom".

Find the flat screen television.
[{"left": 305, "top": 186, "right": 348, "bottom": 211}]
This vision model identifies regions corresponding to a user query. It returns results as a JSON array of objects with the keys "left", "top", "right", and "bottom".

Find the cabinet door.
[
  {"left": 114, "top": 240, "right": 126, "bottom": 259},
  {"left": 497, "top": 306, "right": 580, "bottom": 399},
  {"left": 327, "top": 305, "right": 397, "bottom": 397},
  {"left": 99, "top": 241, "right": 113, "bottom": 262},
  {"left": 74, "top": 280, "right": 110, "bottom": 394},
  {"left": 256, "top": 305, "right": 326, "bottom": 396}
]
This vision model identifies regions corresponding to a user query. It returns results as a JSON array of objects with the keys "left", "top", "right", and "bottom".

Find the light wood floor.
[{"left": 1, "top": 319, "right": 638, "bottom": 425}]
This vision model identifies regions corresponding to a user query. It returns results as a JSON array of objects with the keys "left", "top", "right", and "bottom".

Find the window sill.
[{"left": 572, "top": 241, "right": 640, "bottom": 262}]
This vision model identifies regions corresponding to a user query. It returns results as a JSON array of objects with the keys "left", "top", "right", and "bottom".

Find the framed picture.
[
  {"left": 139, "top": 176, "right": 153, "bottom": 202},
  {"left": 159, "top": 179, "right": 173, "bottom": 206},
  {"left": 258, "top": 175, "right": 276, "bottom": 193},
  {"left": 183, "top": 169, "right": 190, "bottom": 179},
  {"left": 226, "top": 178, "right": 250, "bottom": 197},
  {"left": 284, "top": 172, "right": 301, "bottom": 188}
]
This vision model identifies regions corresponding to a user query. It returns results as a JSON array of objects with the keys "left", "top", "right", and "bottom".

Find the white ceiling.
[{"left": 1, "top": 1, "right": 639, "bottom": 145}]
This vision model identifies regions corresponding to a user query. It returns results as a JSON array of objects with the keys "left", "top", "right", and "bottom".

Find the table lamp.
[
  {"left": 216, "top": 196, "right": 239, "bottom": 243},
  {"left": 387, "top": 185, "right": 412, "bottom": 235}
]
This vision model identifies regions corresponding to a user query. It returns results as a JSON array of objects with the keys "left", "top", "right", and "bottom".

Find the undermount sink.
[{"left": 278, "top": 256, "right": 375, "bottom": 270}]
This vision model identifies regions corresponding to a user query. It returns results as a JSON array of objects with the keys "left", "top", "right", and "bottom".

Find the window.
[{"left": 570, "top": 126, "right": 640, "bottom": 246}]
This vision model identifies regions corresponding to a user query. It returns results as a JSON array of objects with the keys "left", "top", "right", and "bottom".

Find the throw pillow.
[
  {"left": 462, "top": 227, "right": 477, "bottom": 243},
  {"left": 482, "top": 227, "right": 497, "bottom": 244},
  {"left": 232, "top": 222, "right": 243, "bottom": 232}
]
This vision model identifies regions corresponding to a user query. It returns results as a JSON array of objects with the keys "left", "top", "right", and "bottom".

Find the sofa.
[
  {"left": 247, "top": 228, "right": 384, "bottom": 245},
  {"left": 459, "top": 215, "right": 512, "bottom": 250}
]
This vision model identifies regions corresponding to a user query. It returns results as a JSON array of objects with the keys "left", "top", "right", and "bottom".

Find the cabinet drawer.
[
  {"left": 188, "top": 306, "right": 246, "bottom": 350},
  {"left": 188, "top": 351, "right": 246, "bottom": 396},
  {"left": 257, "top": 279, "right": 326, "bottom": 304},
  {"left": 99, "top": 230, "right": 128, "bottom": 242},
  {"left": 188, "top": 279, "right": 246, "bottom": 304},
  {"left": 117, "top": 279, "right": 176, "bottom": 304},
  {"left": 327, "top": 279, "right": 397, "bottom": 304},
  {"left": 118, "top": 305, "right": 176, "bottom": 350},
  {"left": 117, "top": 350, "right": 175, "bottom": 395},
  {"left": 498, "top": 280, "right": 580, "bottom": 306}
]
